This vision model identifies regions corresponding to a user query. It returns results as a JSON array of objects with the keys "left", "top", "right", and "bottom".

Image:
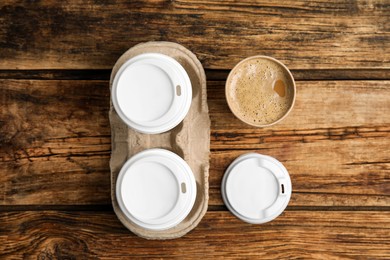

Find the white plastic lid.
[
  {"left": 116, "top": 149, "right": 196, "bottom": 231},
  {"left": 112, "top": 53, "right": 192, "bottom": 134},
  {"left": 221, "top": 153, "right": 292, "bottom": 224}
]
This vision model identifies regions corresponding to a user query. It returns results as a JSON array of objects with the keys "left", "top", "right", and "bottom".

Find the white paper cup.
[
  {"left": 221, "top": 153, "right": 292, "bottom": 224},
  {"left": 116, "top": 149, "right": 197, "bottom": 231},
  {"left": 112, "top": 53, "right": 192, "bottom": 134}
]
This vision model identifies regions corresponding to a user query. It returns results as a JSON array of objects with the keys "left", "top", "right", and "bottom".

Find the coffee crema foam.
[{"left": 226, "top": 58, "right": 294, "bottom": 126}]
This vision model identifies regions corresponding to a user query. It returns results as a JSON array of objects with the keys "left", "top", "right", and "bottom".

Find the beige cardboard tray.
[{"left": 109, "top": 41, "right": 210, "bottom": 239}]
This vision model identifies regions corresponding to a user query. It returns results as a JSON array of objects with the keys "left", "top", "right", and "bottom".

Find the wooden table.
[{"left": 1, "top": 1, "right": 389, "bottom": 258}]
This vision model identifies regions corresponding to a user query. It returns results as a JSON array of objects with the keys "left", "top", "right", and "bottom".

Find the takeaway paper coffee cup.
[
  {"left": 116, "top": 149, "right": 197, "bottom": 231},
  {"left": 225, "top": 55, "right": 296, "bottom": 127},
  {"left": 111, "top": 53, "right": 192, "bottom": 134},
  {"left": 221, "top": 153, "right": 292, "bottom": 224}
]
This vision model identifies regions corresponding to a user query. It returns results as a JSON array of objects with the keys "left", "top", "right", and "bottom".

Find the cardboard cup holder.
[{"left": 109, "top": 41, "right": 210, "bottom": 239}]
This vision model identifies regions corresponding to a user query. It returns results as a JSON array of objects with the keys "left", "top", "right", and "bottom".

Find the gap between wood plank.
[
  {"left": 0, "top": 205, "right": 388, "bottom": 212},
  {"left": 0, "top": 69, "right": 388, "bottom": 81}
]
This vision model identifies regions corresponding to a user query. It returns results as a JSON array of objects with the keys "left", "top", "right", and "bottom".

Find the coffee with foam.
[{"left": 226, "top": 56, "right": 295, "bottom": 126}]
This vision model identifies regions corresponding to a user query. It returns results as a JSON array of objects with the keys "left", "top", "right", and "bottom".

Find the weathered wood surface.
[
  {"left": 1, "top": 211, "right": 389, "bottom": 258},
  {"left": 0, "top": 79, "right": 111, "bottom": 205},
  {"left": 1, "top": 0, "right": 389, "bottom": 257},
  {"left": 1, "top": 79, "right": 389, "bottom": 207},
  {"left": 0, "top": 0, "right": 389, "bottom": 70}
]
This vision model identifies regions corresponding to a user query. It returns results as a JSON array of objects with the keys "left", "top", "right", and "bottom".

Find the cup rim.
[
  {"left": 112, "top": 53, "right": 192, "bottom": 134},
  {"left": 115, "top": 148, "right": 197, "bottom": 230},
  {"left": 221, "top": 152, "right": 292, "bottom": 224},
  {"left": 225, "top": 55, "right": 296, "bottom": 127}
]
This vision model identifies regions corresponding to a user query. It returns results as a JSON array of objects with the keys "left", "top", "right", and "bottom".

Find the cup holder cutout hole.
[
  {"left": 176, "top": 85, "right": 182, "bottom": 96},
  {"left": 181, "top": 182, "right": 186, "bottom": 193}
]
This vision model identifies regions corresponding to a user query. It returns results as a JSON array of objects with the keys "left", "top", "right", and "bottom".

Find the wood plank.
[
  {"left": 0, "top": 0, "right": 389, "bottom": 70},
  {"left": 0, "top": 79, "right": 111, "bottom": 205},
  {"left": 209, "top": 80, "right": 390, "bottom": 206},
  {"left": 0, "top": 80, "right": 389, "bottom": 207},
  {"left": 209, "top": 80, "right": 390, "bottom": 130},
  {"left": 0, "top": 210, "right": 389, "bottom": 258}
]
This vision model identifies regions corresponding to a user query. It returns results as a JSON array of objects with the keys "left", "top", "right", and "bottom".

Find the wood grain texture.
[
  {"left": 209, "top": 80, "right": 390, "bottom": 206},
  {"left": 1, "top": 0, "right": 389, "bottom": 257},
  {"left": 1, "top": 79, "right": 389, "bottom": 207},
  {"left": 0, "top": 210, "right": 389, "bottom": 258},
  {"left": 0, "top": 0, "right": 389, "bottom": 70},
  {"left": 0, "top": 79, "right": 111, "bottom": 205}
]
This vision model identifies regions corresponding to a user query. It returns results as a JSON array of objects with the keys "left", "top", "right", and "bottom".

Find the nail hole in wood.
[{"left": 176, "top": 85, "right": 182, "bottom": 96}]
